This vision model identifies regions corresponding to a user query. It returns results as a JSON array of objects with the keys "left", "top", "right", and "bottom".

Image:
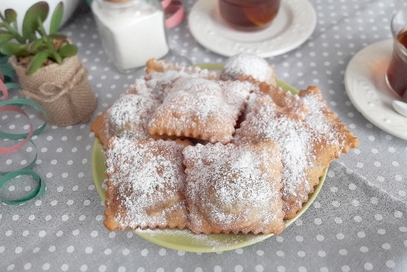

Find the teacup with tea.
[
  {"left": 386, "top": 10, "right": 407, "bottom": 102},
  {"left": 218, "top": 0, "right": 281, "bottom": 32}
]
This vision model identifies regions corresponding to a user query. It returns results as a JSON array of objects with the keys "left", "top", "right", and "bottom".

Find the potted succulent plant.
[{"left": 0, "top": 1, "right": 97, "bottom": 126}]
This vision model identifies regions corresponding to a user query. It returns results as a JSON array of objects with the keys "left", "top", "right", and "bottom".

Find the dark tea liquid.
[
  {"left": 219, "top": 0, "right": 281, "bottom": 32},
  {"left": 386, "top": 28, "right": 407, "bottom": 100}
]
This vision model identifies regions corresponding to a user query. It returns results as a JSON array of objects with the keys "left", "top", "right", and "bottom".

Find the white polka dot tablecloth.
[{"left": 1, "top": 0, "right": 407, "bottom": 271}]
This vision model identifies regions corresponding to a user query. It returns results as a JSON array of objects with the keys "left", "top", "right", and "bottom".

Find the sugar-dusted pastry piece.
[
  {"left": 259, "top": 82, "right": 309, "bottom": 120},
  {"left": 220, "top": 53, "right": 277, "bottom": 88},
  {"left": 126, "top": 78, "right": 155, "bottom": 96},
  {"left": 103, "top": 137, "right": 190, "bottom": 231},
  {"left": 183, "top": 141, "right": 285, "bottom": 235},
  {"left": 90, "top": 111, "right": 111, "bottom": 148},
  {"left": 234, "top": 95, "right": 339, "bottom": 219},
  {"left": 299, "top": 86, "right": 358, "bottom": 156},
  {"left": 91, "top": 79, "right": 170, "bottom": 148},
  {"left": 145, "top": 59, "right": 218, "bottom": 102},
  {"left": 147, "top": 77, "right": 252, "bottom": 144},
  {"left": 107, "top": 93, "right": 160, "bottom": 139}
]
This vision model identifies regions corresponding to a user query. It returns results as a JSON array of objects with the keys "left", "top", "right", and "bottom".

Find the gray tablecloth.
[{"left": 1, "top": 0, "right": 406, "bottom": 271}]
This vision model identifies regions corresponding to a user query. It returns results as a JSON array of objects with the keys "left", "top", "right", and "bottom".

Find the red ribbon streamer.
[{"left": 162, "top": 0, "right": 185, "bottom": 29}]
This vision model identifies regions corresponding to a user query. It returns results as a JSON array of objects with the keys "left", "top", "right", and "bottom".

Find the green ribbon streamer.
[
  {"left": 0, "top": 169, "right": 46, "bottom": 205},
  {"left": 0, "top": 99, "right": 47, "bottom": 205}
]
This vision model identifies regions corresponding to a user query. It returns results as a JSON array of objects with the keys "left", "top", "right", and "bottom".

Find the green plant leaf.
[
  {"left": 49, "top": 49, "right": 62, "bottom": 64},
  {"left": 27, "top": 39, "right": 47, "bottom": 53},
  {"left": 4, "top": 9, "right": 17, "bottom": 24},
  {"left": 0, "top": 43, "right": 29, "bottom": 57},
  {"left": 0, "top": 22, "right": 25, "bottom": 44},
  {"left": 26, "top": 49, "right": 51, "bottom": 75},
  {"left": 22, "top": 2, "right": 49, "bottom": 41},
  {"left": 0, "top": 30, "right": 15, "bottom": 43},
  {"left": 58, "top": 43, "right": 78, "bottom": 58},
  {"left": 49, "top": 2, "right": 64, "bottom": 34}
]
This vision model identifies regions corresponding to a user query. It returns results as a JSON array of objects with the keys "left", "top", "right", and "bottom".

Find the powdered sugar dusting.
[
  {"left": 145, "top": 70, "right": 188, "bottom": 102},
  {"left": 108, "top": 93, "right": 159, "bottom": 139},
  {"left": 220, "top": 53, "right": 274, "bottom": 83},
  {"left": 158, "top": 60, "right": 218, "bottom": 78},
  {"left": 145, "top": 62, "right": 218, "bottom": 102},
  {"left": 127, "top": 78, "right": 152, "bottom": 97},
  {"left": 147, "top": 78, "right": 252, "bottom": 143},
  {"left": 300, "top": 92, "right": 343, "bottom": 149},
  {"left": 183, "top": 142, "right": 284, "bottom": 234},
  {"left": 234, "top": 95, "right": 313, "bottom": 201},
  {"left": 105, "top": 137, "right": 187, "bottom": 229}
]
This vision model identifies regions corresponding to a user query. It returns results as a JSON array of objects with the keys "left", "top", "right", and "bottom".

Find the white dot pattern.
[{"left": 0, "top": 0, "right": 406, "bottom": 271}]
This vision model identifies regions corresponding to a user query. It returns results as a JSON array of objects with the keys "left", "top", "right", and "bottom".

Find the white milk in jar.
[{"left": 91, "top": 0, "right": 169, "bottom": 73}]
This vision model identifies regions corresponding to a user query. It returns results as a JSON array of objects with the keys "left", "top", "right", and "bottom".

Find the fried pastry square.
[
  {"left": 90, "top": 80, "right": 160, "bottom": 148},
  {"left": 125, "top": 78, "right": 155, "bottom": 96},
  {"left": 145, "top": 59, "right": 218, "bottom": 102},
  {"left": 183, "top": 141, "right": 285, "bottom": 235},
  {"left": 107, "top": 93, "right": 160, "bottom": 140},
  {"left": 259, "top": 82, "right": 309, "bottom": 120},
  {"left": 299, "top": 86, "right": 358, "bottom": 156},
  {"left": 147, "top": 77, "right": 252, "bottom": 144},
  {"left": 104, "top": 137, "right": 190, "bottom": 231},
  {"left": 234, "top": 95, "right": 339, "bottom": 219}
]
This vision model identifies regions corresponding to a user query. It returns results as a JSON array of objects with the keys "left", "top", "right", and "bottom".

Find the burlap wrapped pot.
[{"left": 9, "top": 55, "right": 97, "bottom": 126}]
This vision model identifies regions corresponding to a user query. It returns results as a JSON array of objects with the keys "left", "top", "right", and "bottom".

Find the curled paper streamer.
[
  {"left": 0, "top": 169, "right": 46, "bottom": 206},
  {"left": 162, "top": 0, "right": 185, "bottom": 29},
  {"left": 0, "top": 74, "right": 47, "bottom": 205}
]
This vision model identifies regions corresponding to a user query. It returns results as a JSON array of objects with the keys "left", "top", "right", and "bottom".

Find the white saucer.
[
  {"left": 188, "top": 0, "right": 316, "bottom": 58},
  {"left": 344, "top": 39, "right": 407, "bottom": 140}
]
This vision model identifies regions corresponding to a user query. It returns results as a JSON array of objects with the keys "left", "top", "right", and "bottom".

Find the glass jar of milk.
[{"left": 91, "top": 0, "right": 170, "bottom": 73}]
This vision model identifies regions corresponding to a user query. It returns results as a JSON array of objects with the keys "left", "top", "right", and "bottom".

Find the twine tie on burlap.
[
  {"left": 24, "top": 66, "right": 87, "bottom": 102},
  {"left": 10, "top": 55, "right": 97, "bottom": 126}
]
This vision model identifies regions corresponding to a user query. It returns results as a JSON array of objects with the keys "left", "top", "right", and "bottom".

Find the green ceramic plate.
[{"left": 91, "top": 65, "right": 327, "bottom": 252}]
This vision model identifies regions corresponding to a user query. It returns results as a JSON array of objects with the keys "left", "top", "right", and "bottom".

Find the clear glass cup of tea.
[
  {"left": 385, "top": 10, "right": 407, "bottom": 102},
  {"left": 218, "top": 0, "right": 281, "bottom": 32}
]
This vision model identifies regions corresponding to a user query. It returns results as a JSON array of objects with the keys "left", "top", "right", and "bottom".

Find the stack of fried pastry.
[{"left": 91, "top": 53, "right": 358, "bottom": 235}]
